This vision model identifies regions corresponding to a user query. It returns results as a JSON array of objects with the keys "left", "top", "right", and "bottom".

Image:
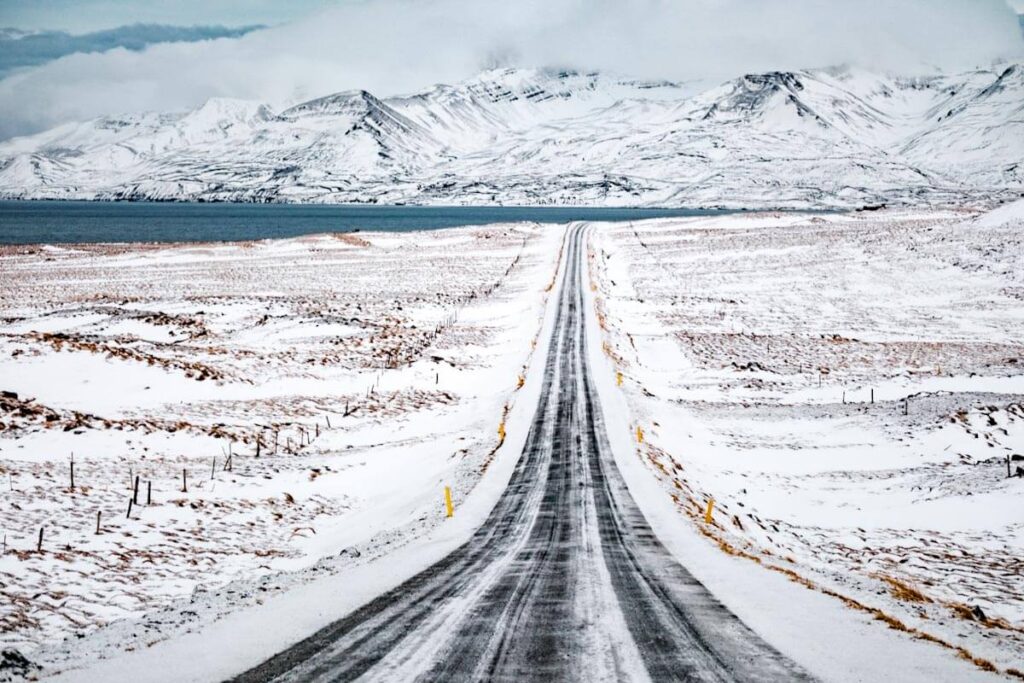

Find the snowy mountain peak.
[
  {"left": 277, "top": 89, "right": 444, "bottom": 164},
  {"left": 977, "top": 63, "right": 1022, "bottom": 100},
  {"left": 462, "top": 68, "right": 600, "bottom": 102},
  {"left": 744, "top": 71, "right": 805, "bottom": 92},
  {"left": 178, "top": 98, "right": 275, "bottom": 137},
  {"left": 281, "top": 90, "right": 384, "bottom": 118},
  {"left": 701, "top": 71, "right": 824, "bottom": 127}
]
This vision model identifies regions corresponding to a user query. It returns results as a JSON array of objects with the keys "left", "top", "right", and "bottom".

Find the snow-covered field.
[
  {"left": 0, "top": 223, "right": 564, "bottom": 661},
  {"left": 589, "top": 202, "right": 1024, "bottom": 675}
]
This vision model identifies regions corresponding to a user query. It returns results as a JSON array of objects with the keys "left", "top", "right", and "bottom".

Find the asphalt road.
[{"left": 231, "top": 223, "right": 811, "bottom": 682}]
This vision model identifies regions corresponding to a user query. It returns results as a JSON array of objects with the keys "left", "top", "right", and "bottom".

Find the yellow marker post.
[
  {"left": 444, "top": 486, "right": 454, "bottom": 518},
  {"left": 704, "top": 498, "right": 715, "bottom": 524},
  {"left": 636, "top": 426, "right": 644, "bottom": 444},
  {"left": 498, "top": 422, "right": 506, "bottom": 441},
  {"left": 616, "top": 371, "right": 623, "bottom": 387}
]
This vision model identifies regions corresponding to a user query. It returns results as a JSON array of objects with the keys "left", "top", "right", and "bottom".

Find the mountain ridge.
[{"left": 0, "top": 64, "right": 1021, "bottom": 208}]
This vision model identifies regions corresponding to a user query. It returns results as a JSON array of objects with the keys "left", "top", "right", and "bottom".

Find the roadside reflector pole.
[
  {"left": 444, "top": 486, "right": 454, "bottom": 518},
  {"left": 636, "top": 426, "right": 644, "bottom": 444},
  {"left": 704, "top": 498, "right": 715, "bottom": 524},
  {"left": 616, "top": 371, "right": 623, "bottom": 387}
]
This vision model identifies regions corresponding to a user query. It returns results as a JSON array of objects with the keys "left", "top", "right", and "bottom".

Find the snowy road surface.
[{"left": 231, "top": 224, "right": 810, "bottom": 682}]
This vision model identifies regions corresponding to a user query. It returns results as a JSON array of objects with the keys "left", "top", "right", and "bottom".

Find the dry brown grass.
[
  {"left": 694, "top": 519, "right": 1016, "bottom": 679},
  {"left": 879, "top": 575, "right": 933, "bottom": 604},
  {"left": 945, "top": 600, "right": 1024, "bottom": 634},
  {"left": 23, "top": 331, "right": 228, "bottom": 380},
  {"left": 479, "top": 402, "right": 512, "bottom": 474},
  {"left": 331, "top": 233, "right": 372, "bottom": 247}
]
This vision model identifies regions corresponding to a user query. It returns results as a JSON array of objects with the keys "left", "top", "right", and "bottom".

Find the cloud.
[
  {"left": 0, "top": 23, "right": 265, "bottom": 75},
  {"left": 0, "top": 0, "right": 1021, "bottom": 141}
]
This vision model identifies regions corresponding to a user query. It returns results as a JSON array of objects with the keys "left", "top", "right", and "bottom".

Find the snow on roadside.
[
  {"left": 0, "top": 223, "right": 565, "bottom": 670},
  {"left": 587, "top": 207, "right": 1024, "bottom": 678}
]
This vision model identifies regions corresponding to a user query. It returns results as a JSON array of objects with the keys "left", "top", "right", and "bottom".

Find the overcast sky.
[{"left": 0, "top": 0, "right": 1022, "bottom": 141}]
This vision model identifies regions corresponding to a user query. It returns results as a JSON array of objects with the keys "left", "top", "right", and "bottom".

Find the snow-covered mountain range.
[{"left": 1, "top": 64, "right": 1022, "bottom": 208}]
